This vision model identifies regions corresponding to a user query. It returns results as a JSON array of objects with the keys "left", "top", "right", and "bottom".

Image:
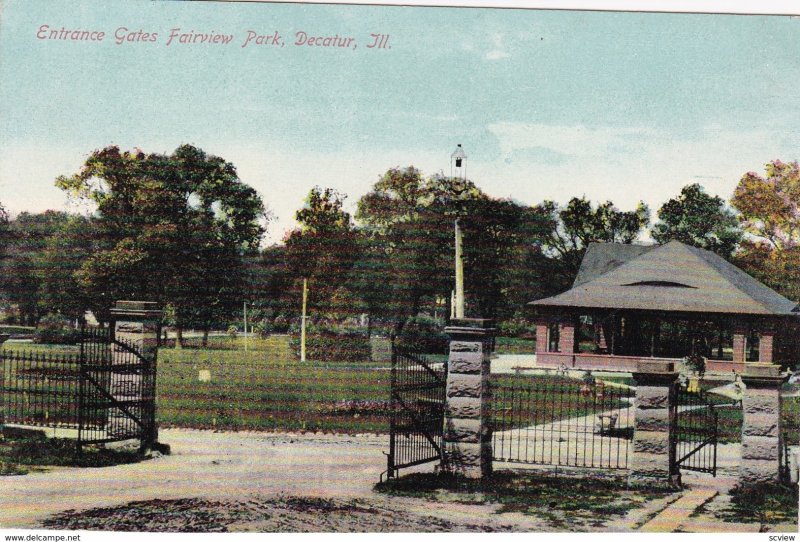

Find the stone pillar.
[
  {"left": 740, "top": 364, "right": 786, "bottom": 485},
  {"left": 733, "top": 322, "right": 748, "bottom": 363},
  {"left": 534, "top": 317, "right": 549, "bottom": 353},
  {"left": 559, "top": 318, "right": 576, "bottom": 354},
  {"left": 109, "top": 301, "right": 162, "bottom": 451},
  {"left": 0, "top": 334, "right": 7, "bottom": 427},
  {"left": 629, "top": 360, "right": 680, "bottom": 488},
  {"left": 443, "top": 319, "right": 495, "bottom": 478}
]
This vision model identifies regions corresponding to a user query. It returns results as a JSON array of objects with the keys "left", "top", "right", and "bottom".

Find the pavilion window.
[
  {"left": 708, "top": 322, "right": 733, "bottom": 361},
  {"left": 577, "top": 315, "right": 599, "bottom": 353},
  {"left": 548, "top": 322, "right": 560, "bottom": 352}
]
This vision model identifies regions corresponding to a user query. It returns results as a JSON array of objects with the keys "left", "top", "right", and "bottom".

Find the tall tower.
[{"left": 450, "top": 143, "right": 467, "bottom": 181}]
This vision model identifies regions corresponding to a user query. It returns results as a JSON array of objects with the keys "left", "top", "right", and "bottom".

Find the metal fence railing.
[
  {"left": 0, "top": 325, "right": 156, "bottom": 451},
  {"left": 491, "top": 375, "right": 634, "bottom": 470}
]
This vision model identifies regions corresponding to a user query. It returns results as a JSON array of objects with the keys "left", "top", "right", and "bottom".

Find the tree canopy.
[
  {"left": 731, "top": 160, "right": 800, "bottom": 301},
  {"left": 651, "top": 183, "right": 741, "bottom": 258},
  {"left": 535, "top": 197, "right": 650, "bottom": 286},
  {"left": 56, "top": 145, "right": 268, "bottom": 330}
]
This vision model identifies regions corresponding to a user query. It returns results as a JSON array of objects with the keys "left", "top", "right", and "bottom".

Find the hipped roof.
[{"left": 530, "top": 240, "right": 799, "bottom": 316}]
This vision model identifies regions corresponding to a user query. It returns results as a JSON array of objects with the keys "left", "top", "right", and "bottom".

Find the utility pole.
[
  {"left": 243, "top": 302, "right": 248, "bottom": 352},
  {"left": 300, "top": 278, "right": 308, "bottom": 362}
]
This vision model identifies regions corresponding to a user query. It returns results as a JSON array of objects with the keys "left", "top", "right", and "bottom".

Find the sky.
[{"left": 1, "top": 0, "right": 799, "bottom": 244}]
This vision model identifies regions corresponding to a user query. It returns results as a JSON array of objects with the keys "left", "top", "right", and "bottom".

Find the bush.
[
  {"left": 227, "top": 325, "right": 238, "bottom": 339},
  {"left": 498, "top": 317, "right": 530, "bottom": 338},
  {"left": 253, "top": 319, "right": 273, "bottom": 337},
  {"left": 397, "top": 315, "right": 448, "bottom": 355},
  {"left": 291, "top": 328, "right": 371, "bottom": 363},
  {"left": 33, "top": 314, "right": 81, "bottom": 345},
  {"left": 273, "top": 315, "right": 290, "bottom": 333}
]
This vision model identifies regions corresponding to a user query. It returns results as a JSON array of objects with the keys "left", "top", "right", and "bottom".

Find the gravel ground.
[{"left": 40, "top": 496, "right": 520, "bottom": 533}]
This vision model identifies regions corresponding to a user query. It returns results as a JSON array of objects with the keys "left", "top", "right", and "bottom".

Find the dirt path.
[
  {"left": 1, "top": 429, "right": 395, "bottom": 528},
  {"left": 1, "top": 429, "right": 564, "bottom": 532}
]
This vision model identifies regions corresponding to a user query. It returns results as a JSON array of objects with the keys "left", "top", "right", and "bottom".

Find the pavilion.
[{"left": 529, "top": 240, "right": 800, "bottom": 373}]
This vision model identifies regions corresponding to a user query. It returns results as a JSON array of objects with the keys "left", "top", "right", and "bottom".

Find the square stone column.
[
  {"left": 759, "top": 331, "right": 775, "bottom": 364},
  {"left": 0, "top": 334, "right": 7, "bottom": 427},
  {"left": 559, "top": 318, "right": 576, "bottom": 354},
  {"left": 534, "top": 317, "right": 549, "bottom": 353},
  {"left": 109, "top": 301, "right": 163, "bottom": 451},
  {"left": 629, "top": 360, "right": 680, "bottom": 488},
  {"left": 443, "top": 319, "right": 495, "bottom": 478},
  {"left": 733, "top": 322, "right": 748, "bottom": 363},
  {"left": 740, "top": 365, "right": 786, "bottom": 485}
]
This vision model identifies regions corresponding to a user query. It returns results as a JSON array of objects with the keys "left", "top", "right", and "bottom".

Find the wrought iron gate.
[
  {"left": 385, "top": 345, "right": 447, "bottom": 479},
  {"left": 491, "top": 374, "right": 635, "bottom": 470},
  {"left": 78, "top": 326, "right": 157, "bottom": 449},
  {"left": 670, "top": 384, "right": 718, "bottom": 476},
  {"left": 0, "top": 325, "right": 157, "bottom": 451}
]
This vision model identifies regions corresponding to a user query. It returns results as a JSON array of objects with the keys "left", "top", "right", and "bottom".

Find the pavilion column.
[
  {"left": 733, "top": 321, "right": 748, "bottom": 363},
  {"left": 629, "top": 360, "right": 681, "bottom": 489},
  {"left": 759, "top": 328, "right": 775, "bottom": 364},
  {"left": 443, "top": 319, "right": 495, "bottom": 479},
  {"left": 558, "top": 317, "right": 576, "bottom": 354},
  {"left": 740, "top": 365, "right": 786, "bottom": 485},
  {"left": 534, "top": 317, "right": 549, "bottom": 353}
]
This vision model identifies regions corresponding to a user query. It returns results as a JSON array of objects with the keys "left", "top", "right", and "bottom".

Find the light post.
[{"left": 450, "top": 144, "right": 468, "bottom": 320}]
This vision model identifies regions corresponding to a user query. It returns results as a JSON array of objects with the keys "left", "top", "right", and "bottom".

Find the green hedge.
[{"left": 291, "top": 330, "right": 371, "bottom": 363}]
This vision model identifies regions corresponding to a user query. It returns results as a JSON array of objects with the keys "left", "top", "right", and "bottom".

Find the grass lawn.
[
  {"left": 714, "top": 482, "right": 799, "bottom": 526},
  {"left": 494, "top": 337, "right": 536, "bottom": 355},
  {"left": 490, "top": 374, "right": 633, "bottom": 430},
  {"left": 375, "top": 471, "right": 672, "bottom": 530},
  {"left": 157, "top": 336, "right": 391, "bottom": 433}
]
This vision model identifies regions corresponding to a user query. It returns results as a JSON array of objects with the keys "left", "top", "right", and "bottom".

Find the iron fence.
[
  {"left": 0, "top": 325, "right": 156, "bottom": 451},
  {"left": 670, "top": 385, "right": 718, "bottom": 476},
  {"left": 491, "top": 375, "right": 634, "bottom": 469},
  {"left": 386, "top": 346, "right": 447, "bottom": 478},
  {"left": 1, "top": 349, "right": 81, "bottom": 428}
]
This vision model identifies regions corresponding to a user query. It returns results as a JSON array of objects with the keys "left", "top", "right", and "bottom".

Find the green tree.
[
  {"left": 537, "top": 197, "right": 651, "bottom": 286},
  {"left": 731, "top": 160, "right": 800, "bottom": 301},
  {"left": 285, "top": 187, "right": 361, "bottom": 317},
  {"left": 2, "top": 211, "right": 80, "bottom": 325},
  {"left": 651, "top": 183, "right": 742, "bottom": 258},
  {"left": 355, "top": 168, "right": 551, "bottom": 324},
  {"left": 356, "top": 168, "right": 479, "bottom": 327},
  {"left": 56, "top": 145, "right": 268, "bottom": 338}
]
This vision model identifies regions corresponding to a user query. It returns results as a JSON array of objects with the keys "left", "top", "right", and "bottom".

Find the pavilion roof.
[{"left": 530, "top": 240, "right": 799, "bottom": 316}]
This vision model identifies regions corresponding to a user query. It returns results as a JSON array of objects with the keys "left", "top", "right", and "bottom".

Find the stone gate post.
[
  {"left": 629, "top": 360, "right": 681, "bottom": 488},
  {"left": 443, "top": 318, "right": 495, "bottom": 478},
  {"left": 109, "top": 300, "right": 162, "bottom": 451},
  {"left": 0, "top": 334, "right": 7, "bottom": 428},
  {"left": 740, "top": 364, "right": 786, "bottom": 485}
]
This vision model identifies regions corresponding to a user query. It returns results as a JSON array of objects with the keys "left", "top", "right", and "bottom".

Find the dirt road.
[
  {"left": 1, "top": 429, "right": 560, "bottom": 532},
  {"left": 1, "top": 429, "right": 395, "bottom": 528}
]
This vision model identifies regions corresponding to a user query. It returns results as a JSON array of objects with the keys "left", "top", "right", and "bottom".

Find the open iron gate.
[
  {"left": 670, "top": 383, "right": 718, "bottom": 476},
  {"left": 384, "top": 345, "right": 447, "bottom": 479},
  {"left": 0, "top": 324, "right": 157, "bottom": 452},
  {"left": 78, "top": 326, "right": 157, "bottom": 450}
]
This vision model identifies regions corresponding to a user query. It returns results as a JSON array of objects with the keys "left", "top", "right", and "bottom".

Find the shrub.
[
  {"left": 498, "top": 317, "right": 530, "bottom": 337},
  {"left": 397, "top": 315, "right": 448, "bottom": 355},
  {"left": 227, "top": 325, "right": 239, "bottom": 338},
  {"left": 272, "top": 315, "right": 290, "bottom": 333},
  {"left": 33, "top": 314, "right": 81, "bottom": 345},
  {"left": 253, "top": 319, "right": 273, "bottom": 337},
  {"left": 291, "top": 328, "right": 371, "bottom": 363}
]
